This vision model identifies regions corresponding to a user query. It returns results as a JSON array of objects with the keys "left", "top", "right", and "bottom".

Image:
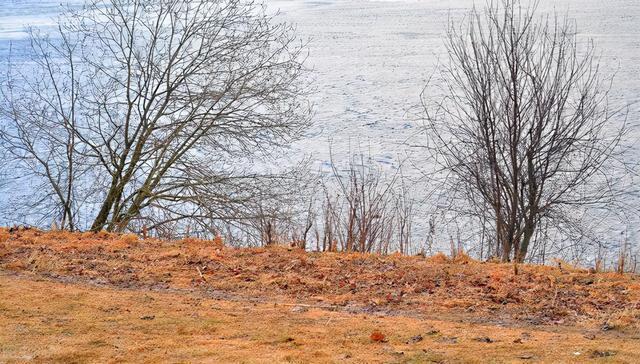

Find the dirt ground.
[{"left": 1, "top": 228, "right": 639, "bottom": 363}]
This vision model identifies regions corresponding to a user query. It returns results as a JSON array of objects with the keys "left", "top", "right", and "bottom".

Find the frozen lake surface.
[
  {"left": 268, "top": 0, "right": 640, "bottom": 167},
  {"left": 1, "top": 0, "right": 639, "bottom": 245},
  {"left": 2, "top": 0, "right": 638, "bottom": 165}
]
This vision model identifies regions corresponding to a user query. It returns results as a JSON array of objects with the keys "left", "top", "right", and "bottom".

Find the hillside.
[{"left": 1, "top": 228, "right": 639, "bottom": 363}]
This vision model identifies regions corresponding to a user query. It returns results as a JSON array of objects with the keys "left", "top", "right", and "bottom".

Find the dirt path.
[{"left": 1, "top": 272, "right": 638, "bottom": 363}]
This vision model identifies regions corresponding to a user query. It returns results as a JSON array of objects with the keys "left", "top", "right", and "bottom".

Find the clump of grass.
[
  {"left": 81, "top": 230, "right": 113, "bottom": 240},
  {"left": 120, "top": 233, "right": 140, "bottom": 245},
  {"left": 426, "top": 252, "right": 450, "bottom": 264},
  {"left": 606, "top": 309, "right": 640, "bottom": 332},
  {"left": 180, "top": 236, "right": 224, "bottom": 248},
  {"left": 0, "top": 228, "right": 10, "bottom": 243},
  {"left": 26, "top": 250, "right": 63, "bottom": 273},
  {"left": 452, "top": 252, "right": 475, "bottom": 264},
  {"left": 212, "top": 234, "right": 224, "bottom": 247}
]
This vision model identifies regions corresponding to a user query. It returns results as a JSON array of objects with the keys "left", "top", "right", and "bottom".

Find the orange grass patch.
[
  {"left": 0, "top": 228, "right": 639, "bottom": 331},
  {"left": 1, "top": 273, "right": 640, "bottom": 363}
]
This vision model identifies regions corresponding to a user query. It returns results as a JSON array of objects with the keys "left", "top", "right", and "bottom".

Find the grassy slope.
[
  {"left": 1, "top": 228, "right": 639, "bottom": 363},
  {"left": 2, "top": 273, "right": 640, "bottom": 363}
]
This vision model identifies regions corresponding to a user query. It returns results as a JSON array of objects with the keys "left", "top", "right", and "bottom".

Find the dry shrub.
[
  {"left": 26, "top": 250, "right": 62, "bottom": 273},
  {"left": 485, "top": 256, "right": 502, "bottom": 263},
  {"left": 80, "top": 230, "right": 113, "bottom": 240},
  {"left": 452, "top": 252, "right": 475, "bottom": 264},
  {"left": 180, "top": 237, "right": 207, "bottom": 246},
  {"left": 15, "top": 234, "right": 36, "bottom": 245},
  {"left": 552, "top": 258, "right": 584, "bottom": 273},
  {"left": 607, "top": 309, "right": 640, "bottom": 332},
  {"left": 179, "top": 236, "right": 224, "bottom": 250},
  {"left": 0, "top": 228, "right": 10, "bottom": 243},
  {"left": 95, "top": 230, "right": 113, "bottom": 240},
  {"left": 157, "top": 249, "right": 182, "bottom": 260},
  {"left": 44, "top": 229, "right": 74, "bottom": 241},
  {"left": 213, "top": 234, "right": 224, "bottom": 247},
  {"left": 426, "top": 252, "right": 451, "bottom": 264},
  {"left": 489, "top": 267, "right": 509, "bottom": 283},
  {"left": 120, "top": 233, "right": 140, "bottom": 245},
  {"left": 81, "top": 231, "right": 96, "bottom": 240}
]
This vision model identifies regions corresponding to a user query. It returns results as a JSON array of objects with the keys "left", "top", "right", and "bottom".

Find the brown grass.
[
  {"left": 2, "top": 273, "right": 640, "bottom": 363},
  {"left": 1, "top": 228, "right": 639, "bottom": 362},
  {"left": 1, "top": 228, "right": 638, "bottom": 327},
  {"left": 0, "top": 227, "right": 10, "bottom": 243}
]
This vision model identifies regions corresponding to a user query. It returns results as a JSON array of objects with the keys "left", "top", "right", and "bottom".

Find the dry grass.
[
  {"left": 2, "top": 273, "right": 640, "bottom": 363},
  {"left": 1, "top": 228, "right": 640, "bottom": 363},
  {"left": 1, "top": 228, "right": 638, "bottom": 327},
  {"left": 0, "top": 228, "right": 10, "bottom": 243}
]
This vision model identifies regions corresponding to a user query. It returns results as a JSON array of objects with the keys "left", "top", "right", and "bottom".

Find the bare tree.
[
  {"left": 312, "top": 149, "right": 415, "bottom": 254},
  {"left": 0, "top": 0, "right": 311, "bottom": 233},
  {"left": 395, "top": 178, "right": 413, "bottom": 255},
  {"left": 422, "top": 0, "right": 627, "bottom": 262},
  {"left": 0, "top": 38, "right": 87, "bottom": 230}
]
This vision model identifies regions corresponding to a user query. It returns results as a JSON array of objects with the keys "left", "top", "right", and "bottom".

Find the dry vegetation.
[{"left": 1, "top": 228, "right": 640, "bottom": 363}]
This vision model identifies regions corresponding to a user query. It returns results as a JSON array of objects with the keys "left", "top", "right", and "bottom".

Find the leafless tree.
[
  {"left": 422, "top": 0, "right": 628, "bottom": 262},
  {"left": 0, "top": 0, "right": 311, "bottom": 233},
  {"left": 313, "top": 150, "right": 416, "bottom": 254},
  {"left": 394, "top": 176, "right": 414, "bottom": 255}
]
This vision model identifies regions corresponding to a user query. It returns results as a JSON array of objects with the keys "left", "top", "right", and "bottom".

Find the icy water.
[
  {"left": 0, "top": 0, "right": 85, "bottom": 60},
  {"left": 1, "top": 0, "right": 639, "bottom": 245},
  {"left": 268, "top": 0, "right": 640, "bottom": 166},
  {"left": 2, "top": 0, "right": 638, "bottom": 164}
]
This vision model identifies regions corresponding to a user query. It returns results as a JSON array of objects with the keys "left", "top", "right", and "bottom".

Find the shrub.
[
  {"left": 120, "top": 233, "right": 140, "bottom": 245},
  {"left": 0, "top": 228, "right": 10, "bottom": 243}
]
